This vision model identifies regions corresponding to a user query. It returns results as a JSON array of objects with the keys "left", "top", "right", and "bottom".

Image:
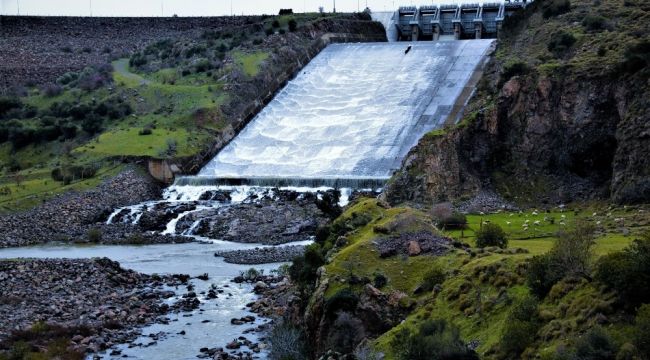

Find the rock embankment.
[
  {"left": 216, "top": 245, "right": 306, "bottom": 264},
  {"left": 0, "top": 258, "right": 186, "bottom": 353},
  {"left": 0, "top": 168, "right": 167, "bottom": 247}
]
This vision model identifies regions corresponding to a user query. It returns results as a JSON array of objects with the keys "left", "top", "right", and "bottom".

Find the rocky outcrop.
[
  {"left": 180, "top": 190, "right": 333, "bottom": 245},
  {"left": 385, "top": 6, "right": 649, "bottom": 207},
  {"left": 0, "top": 168, "right": 163, "bottom": 247}
]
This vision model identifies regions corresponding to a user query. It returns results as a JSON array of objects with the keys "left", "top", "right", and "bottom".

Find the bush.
[
  {"left": 582, "top": 15, "right": 607, "bottom": 31},
  {"left": 328, "top": 312, "right": 366, "bottom": 354},
  {"left": 548, "top": 31, "right": 577, "bottom": 57},
  {"left": 129, "top": 53, "right": 148, "bottom": 67},
  {"left": 51, "top": 165, "right": 98, "bottom": 184},
  {"left": 373, "top": 273, "right": 387, "bottom": 289},
  {"left": 138, "top": 127, "right": 153, "bottom": 136},
  {"left": 325, "top": 289, "right": 359, "bottom": 319},
  {"left": 391, "top": 319, "right": 479, "bottom": 360},
  {"left": 542, "top": 0, "right": 571, "bottom": 18},
  {"left": 421, "top": 264, "right": 447, "bottom": 292},
  {"left": 272, "top": 20, "right": 280, "bottom": 28},
  {"left": 573, "top": 327, "right": 618, "bottom": 359},
  {"left": 0, "top": 97, "right": 22, "bottom": 119},
  {"left": 475, "top": 223, "right": 508, "bottom": 248},
  {"left": 268, "top": 320, "right": 307, "bottom": 360},
  {"left": 526, "top": 253, "right": 557, "bottom": 298},
  {"left": 87, "top": 228, "right": 102, "bottom": 243},
  {"left": 634, "top": 304, "right": 650, "bottom": 357},
  {"left": 265, "top": 27, "right": 274, "bottom": 36},
  {"left": 500, "top": 60, "right": 530, "bottom": 86},
  {"left": 595, "top": 233, "right": 650, "bottom": 308},
  {"left": 40, "top": 83, "right": 63, "bottom": 97},
  {"left": 619, "top": 40, "right": 650, "bottom": 76},
  {"left": 500, "top": 296, "right": 540, "bottom": 357},
  {"left": 56, "top": 71, "right": 79, "bottom": 86},
  {"left": 527, "top": 222, "right": 595, "bottom": 298},
  {"left": 81, "top": 113, "right": 103, "bottom": 134},
  {"left": 288, "top": 19, "right": 298, "bottom": 32},
  {"left": 289, "top": 244, "right": 325, "bottom": 292}
]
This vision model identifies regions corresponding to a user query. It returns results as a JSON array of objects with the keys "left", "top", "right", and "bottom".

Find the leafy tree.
[{"left": 475, "top": 223, "right": 508, "bottom": 248}]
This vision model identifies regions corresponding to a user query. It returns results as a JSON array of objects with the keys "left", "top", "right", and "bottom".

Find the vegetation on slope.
[
  {"left": 285, "top": 197, "right": 650, "bottom": 359},
  {"left": 0, "top": 12, "right": 379, "bottom": 213}
]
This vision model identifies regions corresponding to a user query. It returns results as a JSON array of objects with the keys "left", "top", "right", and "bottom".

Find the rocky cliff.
[{"left": 385, "top": 0, "right": 650, "bottom": 207}]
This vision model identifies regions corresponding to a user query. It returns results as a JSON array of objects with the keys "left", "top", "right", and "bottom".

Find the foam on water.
[{"left": 198, "top": 40, "right": 494, "bottom": 180}]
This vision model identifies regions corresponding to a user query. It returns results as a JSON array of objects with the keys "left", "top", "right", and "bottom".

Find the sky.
[{"left": 0, "top": 0, "right": 469, "bottom": 16}]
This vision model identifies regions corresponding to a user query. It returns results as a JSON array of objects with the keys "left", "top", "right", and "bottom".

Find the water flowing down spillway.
[{"left": 198, "top": 40, "right": 495, "bottom": 183}]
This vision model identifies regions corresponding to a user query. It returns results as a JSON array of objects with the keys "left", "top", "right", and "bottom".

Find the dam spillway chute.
[{"left": 195, "top": 40, "right": 495, "bottom": 188}]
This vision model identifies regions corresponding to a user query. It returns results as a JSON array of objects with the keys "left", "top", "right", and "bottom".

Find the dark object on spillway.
[{"left": 405, "top": 45, "right": 412, "bottom": 54}]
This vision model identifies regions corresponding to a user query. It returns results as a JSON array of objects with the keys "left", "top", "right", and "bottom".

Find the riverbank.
[{"left": 0, "top": 257, "right": 189, "bottom": 357}]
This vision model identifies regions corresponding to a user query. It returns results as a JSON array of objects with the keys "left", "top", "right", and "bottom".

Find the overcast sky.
[{"left": 0, "top": 0, "right": 470, "bottom": 16}]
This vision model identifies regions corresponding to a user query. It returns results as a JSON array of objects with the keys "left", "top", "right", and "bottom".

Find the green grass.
[
  {"left": 231, "top": 51, "right": 269, "bottom": 77},
  {"left": 0, "top": 164, "right": 124, "bottom": 213},
  {"left": 73, "top": 127, "right": 200, "bottom": 158}
]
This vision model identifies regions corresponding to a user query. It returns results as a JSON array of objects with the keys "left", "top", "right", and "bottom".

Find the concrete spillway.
[{"left": 197, "top": 40, "right": 494, "bottom": 184}]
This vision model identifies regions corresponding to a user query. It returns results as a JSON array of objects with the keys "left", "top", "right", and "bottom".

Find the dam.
[{"left": 191, "top": 40, "right": 494, "bottom": 187}]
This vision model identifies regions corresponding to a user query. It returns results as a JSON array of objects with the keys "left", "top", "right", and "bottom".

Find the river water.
[{"left": 0, "top": 242, "right": 290, "bottom": 359}]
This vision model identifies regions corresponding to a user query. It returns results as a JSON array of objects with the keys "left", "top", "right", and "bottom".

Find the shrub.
[
  {"left": 51, "top": 165, "right": 98, "bottom": 184},
  {"left": 500, "top": 296, "right": 540, "bottom": 357},
  {"left": 373, "top": 273, "right": 387, "bottom": 289},
  {"left": 475, "top": 223, "right": 507, "bottom": 248},
  {"left": 595, "top": 233, "right": 650, "bottom": 308},
  {"left": 325, "top": 289, "right": 359, "bottom": 319},
  {"left": 81, "top": 113, "right": 103, "bottom": 134},
  {"left": 390, "top": 319, "right": 479, "bottom": 360},
  {"left": 0, "top": 97, "right": 22, "bottom": 119},
  {"left": 194, "top": 58, "right": 212, "bottom": 73},
  {"left": 634, "top": 304, "right": 650, "bottom": 357},
  {"left": 87, "top": 228, "right": 102, "bottom": 243},
  {"left": 328, "top": 312, "right": 366, "bottom": 353},
  {"left": 272, "top": 20, "right": 280, "bottom": 28},
  {"left": 619, "top": 40, "right": 650, "bottom": 76},
  {"left": 40, "top": 83, "right": 63, "bottom": 97},
  {"left": 56, "top": 71, "right": 79, "bottom": 86},
  {"left": 288, "top": 18, "right": 298, "bottom": 32},
  {"left": 265, "top": 27, "right": 274, "bottom": 36},
  {"left": 500, "top": 60, "right": 530, "bottom": 86},
  {"left": 289, "top": 244, "right": 325, "bottom": 292},
  {"left": 573, "top": 327, "right": 618, "bottom": 359},
  {"left": 279, "top": 9, "right": 293, "bottom": 15},
  {"left": 542, "top": 0, "right": 571, "bottom": 18},
  {"left": 268, "top": 320, "right": 307, "bottom": 360},
  {"left": 421, "top": 264, "right": 447, "bottom": 292},
  {"left": 582, "top": 15, "right": 607, "bottom": 31},
  {"left": 129, "top": 53, "right": 148, "bottom": 67},
  {"left": 548, "top": 31, "right": 577, "bottom": 57},
  {"left": 548, "top": 221, "right": 595, "bottom": 278},
  {"left": 138, "top": 127, "right": 153, "bottom": 136},
  {"left": 527, "top": 222, "right": 595, "bottom": 298}
]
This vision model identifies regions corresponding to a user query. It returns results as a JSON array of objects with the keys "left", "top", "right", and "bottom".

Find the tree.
[{"left": 475, "top": 223, "right": 507, "bottom": 248}]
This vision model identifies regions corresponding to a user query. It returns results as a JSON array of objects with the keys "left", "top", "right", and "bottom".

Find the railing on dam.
[{"left": 391, "top": 0, "right": 529, "bottom": 41}]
